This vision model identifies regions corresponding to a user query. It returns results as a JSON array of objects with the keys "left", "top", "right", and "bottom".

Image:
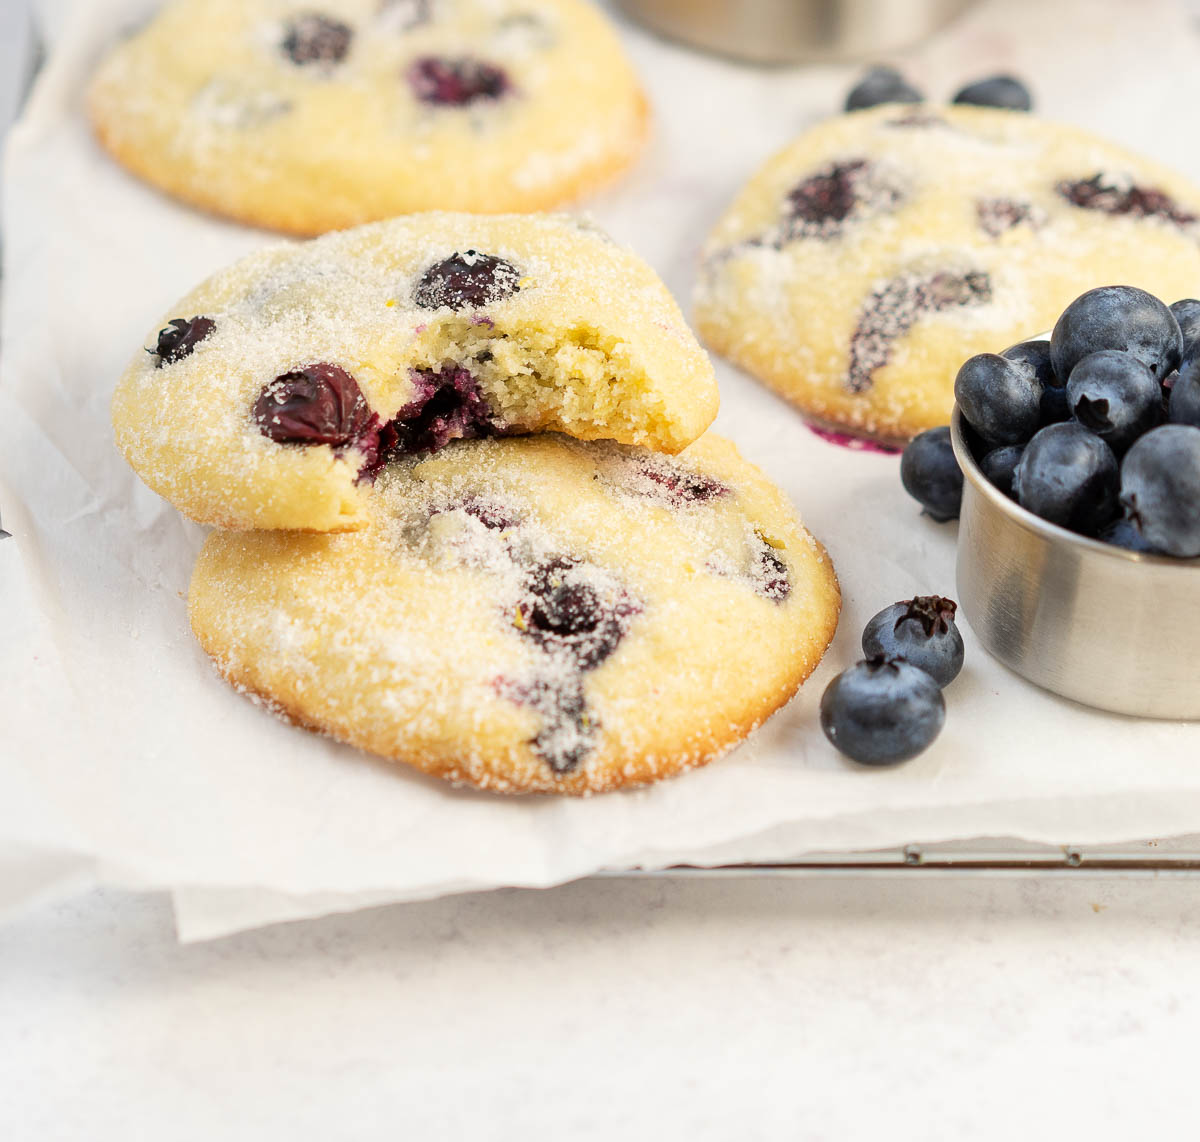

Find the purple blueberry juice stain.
[
  {"left": 1057, "top": 174, "right": 1197, "bottom": 227},
  {"left": 253, "top": 362, "right": 372, "bottom": 447},
  {"left": 412, "top": 251, "right": 522, "bottom": 310},
  {"left": 151, "top": 316, "right": 215, "bottom": 366},
  {"left": 407, "top": 56, "right": 511, "bottom": 107},
  {"left": 281, "top": 14, "right": 353, "bottom": 66},
  {"left": 806, "top": 424, "right": 902, "bottom": 454},
  {"left": 847, "top": 269, "right": 993, "bottom": 393}
]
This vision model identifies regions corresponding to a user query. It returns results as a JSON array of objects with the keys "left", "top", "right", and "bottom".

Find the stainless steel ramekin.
[
  {"left": 951, "top": 407, "right": 1200, "bottom": 720},
  {"left": 617, "top": 0, "right": 972, "bottom": 65}
]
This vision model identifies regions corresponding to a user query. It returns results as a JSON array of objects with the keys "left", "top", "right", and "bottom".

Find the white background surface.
[
  {"left": 9, "top": 0, "right": 1200, "bottom": 940},
  {"left": 4, "top": 1, "right": 1200, "bottom": 1134}
]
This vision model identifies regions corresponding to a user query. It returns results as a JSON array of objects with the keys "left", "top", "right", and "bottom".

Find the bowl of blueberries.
[{"left": 904, "top": 284, "right": 1200, "bottom": 719}]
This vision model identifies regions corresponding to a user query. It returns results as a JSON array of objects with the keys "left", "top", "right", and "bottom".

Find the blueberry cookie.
[
  {"left": 112, "top": 212, "right": 719, "bottom": 532},
  {"left": 88, "top": 0, "right": 649, "bottom": 233},
  {"left": 188, "top": 433, "right": 840, "bottom": 794},
  {"left": 694, "top": 104, "right": 1200, "bottom": 444}
]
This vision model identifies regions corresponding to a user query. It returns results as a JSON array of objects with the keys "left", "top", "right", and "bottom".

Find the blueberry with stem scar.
[{"left": 861, "top": 596, "right": 964, "bottom": 688}]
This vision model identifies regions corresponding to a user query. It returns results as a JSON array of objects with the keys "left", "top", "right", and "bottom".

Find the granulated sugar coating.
[
  {"left": 694, "top": 103, "right": 1200, "bottom": 445},
  {"left": 112, "top": 212, "right": 719, "bottom": 532},
  {"left": 87, "top": 0, "right": 649, "bottom": 233},
  {"left": 188, "top": 433, "right": 841, "bottom": 795}
]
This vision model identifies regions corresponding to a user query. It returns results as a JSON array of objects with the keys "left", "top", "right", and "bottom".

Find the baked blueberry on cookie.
[
  {"left": 111, "top": 213, "right": 719, "bottom": 532},
  {"left": 87, "top": 0, "right": 649, "bottom": 233},
  {"left": 694, "top": 104, "right": 1200, "bottom": 444},
  {"left": 188, "top": 433, "right": 841, "bottom": 794}
]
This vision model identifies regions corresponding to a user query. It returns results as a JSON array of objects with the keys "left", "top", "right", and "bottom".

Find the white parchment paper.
[{"left": 4, "top": 0, "right": 1200, "bottom": 940}]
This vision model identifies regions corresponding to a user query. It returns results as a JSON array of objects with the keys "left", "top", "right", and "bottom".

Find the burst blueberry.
[
  {"left": 861, "top": 596, "right": 964, "bottom": 688},
  {"left": 408, "top": 56, "right": 510, "bottom": 106},
  {"left": 954, "top": 352, "right": 1043, "bottom": 445},
  {"left": 253, "top": 362, "right": 372, "bottom": 447},
  {"left": 1013, "top": 421, "right": 1119, "bottom": 534},
  {"left": 1066, "top": 350, "right": 1162, "bottom": 452},
  {"left": 281, "top": 14, "right": 353, "bottom": 66},
  {"left": 820, "top": 657, "right": 946, "bottom": 766},
  {"left": 151, "top": 316, "right": 215, "bottom": 366},
  {"left": 413, "top": 250, "right": 521, "bottom": 309},
  {"left": 900, "top": 427, "right": 962, "bottom": 522}
]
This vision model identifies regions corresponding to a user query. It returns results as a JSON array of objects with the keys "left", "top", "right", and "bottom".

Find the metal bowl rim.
[{"left": 949, "top": 406, "right": 1200, "bottom": 571}]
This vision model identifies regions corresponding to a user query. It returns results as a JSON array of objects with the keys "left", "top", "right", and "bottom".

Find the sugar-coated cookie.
[
  {"left": 189, "top": 433, "right": 841, "bottom": 795},
  {"left": 88, "top": 0, "right": 649, "bottom": 233},
  {"left": 694, "top": 104, "right": 1200, "bottom": 444},
  {"left": 112, "top": 213, "right": 719, "bottom": 532}
]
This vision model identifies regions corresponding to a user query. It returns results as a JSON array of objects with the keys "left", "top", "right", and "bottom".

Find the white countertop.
[{"left": 4, "top": 875, "right": 1196, "bottom": 1139}]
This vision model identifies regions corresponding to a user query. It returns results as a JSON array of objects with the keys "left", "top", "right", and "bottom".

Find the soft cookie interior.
[{"left": 112, "top": 214, "right": 719, "bottom": 532}]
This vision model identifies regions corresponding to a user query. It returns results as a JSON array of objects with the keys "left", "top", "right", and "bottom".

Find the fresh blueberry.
[
  {"left": 820, "top": 657, "right": 946, "bottom": 766},
  {"left": 1066, "top": 350, "right": 1162, "bottom": 452},
  {"left": 1050, "top": 285, "right": 1183, "bottom": 383},
  {"left": 1001, "top": 339, "right": 1057, "bottom": 388},
  {"left": 980, "top": 444, "right": 1024, "bottom": 497},
  {"left": 1013, "top": 421, "right": 1119, "bottom": 534},
  {"left": 954, "top": 352, "right": 1043, "bottom": 445},
  {"left": 1169, "top": 357, "right": 1200, "bottom": 427},
  {"left": 861, "top": 596, "right": 964, "bottom": 688},
  {"left": 900, "top": 427, "right": 962, "bottom": 522},
  {"left": 1170, "top": 299, "right": 1200, "bottom": 362},
  {"left": 281, "top": 14, "right": 353, "bottom": 66},
  {"left": 407, "top": 56, "right": 510, "bottom": 106},
  {"left": 1119, "top": 425, "right": 1200, "bottom": 557},
  {"left": 252, "top": 362, "right": 373, "bottom": 447},
  {"left": 1098, "top": 516, "right": 1162, "bottom": 554},
  {"left": 151, "top": 316, "right": 215, "bottom": 366},
  {"left": 952, "top": 74, "right": 1032, "bottom": 111},
  {"left": 412, "top": 250, "right": 521, "bottom": 309},
  {"left": 844, "top": 66, "right": 923, "bottom": 112}
]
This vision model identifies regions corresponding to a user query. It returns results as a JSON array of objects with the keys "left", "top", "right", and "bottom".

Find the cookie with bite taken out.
[{"left": 111, "top": 212, "right": 719, "bottom": 532}]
